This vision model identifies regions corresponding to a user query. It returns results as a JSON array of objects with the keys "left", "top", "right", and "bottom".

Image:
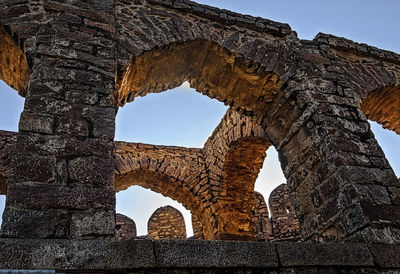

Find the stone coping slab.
[{"left": 0, "top": 238, "right": 399, "bottom": 272}]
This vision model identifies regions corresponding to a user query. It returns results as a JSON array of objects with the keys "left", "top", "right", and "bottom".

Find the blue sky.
[{"left": 1, "top": 0, "right": 400, "bottom": 236}]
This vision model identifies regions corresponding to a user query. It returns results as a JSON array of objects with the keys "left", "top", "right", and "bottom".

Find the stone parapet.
[{"left": 0, "top": 239, "right": 398, "bottom": 273}]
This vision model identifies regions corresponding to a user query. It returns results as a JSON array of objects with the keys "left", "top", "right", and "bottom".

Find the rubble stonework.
[
  {"left": 0, "top": 0, "right": 399, "bottom": 253},
  {"left": 147, "top": 206, "right": 187, "bottom": 240},
  {"left": 115, "top": 213, "right": 137, "bottom": 240},
  {"left": 252, "top": 191, "right": 273, "bottom": 241},
  {"left": 269, "top": 184, "right": 301, "bottom": 241}
]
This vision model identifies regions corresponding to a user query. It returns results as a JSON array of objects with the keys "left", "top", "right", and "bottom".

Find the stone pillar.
[
  {"left": 268, "top": 77, "right": 400, "bottom": 243},
  {"left": 1, "top": 0, "right": 117, "bottom": 238}
]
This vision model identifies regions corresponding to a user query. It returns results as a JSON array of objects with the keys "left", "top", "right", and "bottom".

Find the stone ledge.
[
  {"left": 276, "top": 242, "right": 373, "bottom": 267},
  {"left": 314, "top": 32, "right": 400, "bottom": 65},
  {"left": 154, "top": 240, "right": 278, "bottom": 268},
  {"left": 147, "top": 0, "right": 294, "bottom": 37},
  {"left": 0, "top": 238, "right": 399, "bottom": 272}
]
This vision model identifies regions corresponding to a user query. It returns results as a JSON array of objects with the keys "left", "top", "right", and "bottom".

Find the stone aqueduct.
[{"left": 0, "top": 0, "right": 400, "bottom": 271}]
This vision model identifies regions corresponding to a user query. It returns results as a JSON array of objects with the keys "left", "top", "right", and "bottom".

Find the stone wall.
[
  {"left": 0, "top": 130, "right": 16, "bottom": 195},
  {"left": 251, "top": 191, "right": 273, "bottom": 241},
  {"left": 0, "top": 0, "right": 399, "bottom": 246},
  {"left": 147, "top": 206, "right": 187, "bottom": 240},
  {"left": 115, "top": 213, "right": 136, "bottom": 240},
  {"left": 269, "top": 184, "right": 301, "bottom": 241},
  {"left": 0, "top": 239, "right": 399, "bottom": 273}
]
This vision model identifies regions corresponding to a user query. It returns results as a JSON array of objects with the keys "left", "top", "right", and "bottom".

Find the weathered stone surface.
[
  {"left": 269, "top": 184, "right": 301, "bottom": 241},
  {"left": 0, "top": 0, "right": 400, "bottom": 248},
  {"left": 0, "top": 238, "right": 155, "bottom": 270},
  {"left": 369, "top": 244, "right": 400, "bottom": 268},
  {"left": 1, "top": 0, "right": 118, "bottom": 239},
  {"left": 252, "top": 191, "right": 272, "bottom": 240},
  {"left": 154, "top": 240, "right": 278, "bottom": 268},
  {"left": 277, "top": 242, "right": 374, "bottom": 267},
  {"left": 115, "top": 213, "right": 137, "bottom": 240},
  {"left": 148, "top": 206, "right": 186, "bottom": 240}
]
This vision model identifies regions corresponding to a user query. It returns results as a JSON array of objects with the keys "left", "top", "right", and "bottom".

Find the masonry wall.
[
  {"left": 148, "top": 206, "right": 187, "bottom": 240},
  {"left": 115, "top": 213, "right": 137, "bottom": 240},
  {"left": 269, "top": 184, "right": 301, "bottom": 241},
  {"left": 0, "top": 0, "right": 399, "bottom": 246}
]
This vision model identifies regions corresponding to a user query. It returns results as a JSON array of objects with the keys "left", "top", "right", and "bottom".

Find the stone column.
[
  {"left": 1, "top": 0, "right": 117, "bottom": 238},
  {"left": 267, "top": 76, "right": 400, "bottom": 244}
]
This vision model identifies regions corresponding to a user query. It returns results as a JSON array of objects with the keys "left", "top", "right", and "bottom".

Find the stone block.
[
  {"left": 369, "top": 244, "right": 400, "bottom": 268},
  {"left": 276, "top": 243, "right": 374, "bottom": 267},
  {"left": 70, "top": 210, "right": 115, "bottom": 237},
  {"left": 68, "top": 156, "right": 114, "bottom": 186},
  {"left": 0, "top": 239, "right": 155, "bottom": 270},
  {"left": 0, "top": 208, "right": 70, "bottom": 238},
  {"left": 154, "top": 240, "right": 278, "bottom": 268},
  {"left": 19, "top": 112, "right": 54, "bottom": 135},
  {"left": 6, "top": 184, "right": 115, "bottom": 210}
]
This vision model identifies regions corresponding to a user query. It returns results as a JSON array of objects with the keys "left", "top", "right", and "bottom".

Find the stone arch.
[
  {"left": 0, "top": 24, "right": 29, "bottom": 96},
  {"left": 200, "top": 108, "right": 272, "bottom": 240},
  {"left": 147, "top": 205, "right": 186, "bottom": 240},
  {"left": 115, "top": 3, "right": 298, "bottom": 240},
  {"left": 114, "top": 141, "right": 214, "bottom": 238},
  {"left": 116, "top": 39, "right": 284, "bottom": 117},
  {"left": 115, "top": 168, "right": 213, "bottom": 239},
  {"left": 214, "top": 136, "right": 270, "bottom": 240},
  {"left": 361, "top": 85, "right": 400, "bottom": 134}
]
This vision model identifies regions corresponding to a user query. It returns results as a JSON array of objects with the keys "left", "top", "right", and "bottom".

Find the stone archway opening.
[
  {"left": 252, "top": 146, "right": 302, "bottom": 242},
  {"left": 361, "top": 85, "right": 400, "bottom": 177},
  {"left": 255, "top": 146, "right": 287, "bottom": 209},
  {"left": 115, "top": 81, "right": 228, "bottom": 147},
  {"left": 116, "top": 185, "right": 194, "bottom": 238},
  {"left": 114, "top": 37, "right": 287, "bottom": 241},
  {"left": 116, "top": 39, "right": 284, "bottom": 118},
  {"left": 114, "top": 80, "right": 229, "bottom": 240}
]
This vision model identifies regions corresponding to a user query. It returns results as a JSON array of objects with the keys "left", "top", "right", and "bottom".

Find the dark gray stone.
[
  {"left": 276, "top": 243, "right": 374, "bottom": 267},
  {"left": 154, "top": 240, "right": 278, "bottom": 268},
  {"left": 369, "top": 244, "right": 400, "bottom": 268},
  {"left": 0, "top": 239, "right": 155, "bottom": 271}
]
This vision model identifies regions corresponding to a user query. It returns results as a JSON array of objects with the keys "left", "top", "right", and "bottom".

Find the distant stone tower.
[
  {"left": 251, "top": 191, "right": 273, "bottom": 240},
  {"left": 269, "top": 184, "right": 301, "bottom": 241},
  {"left": 115, "top": 213, "right": 137, "bottom": 240},
  {"left": 147, "top": 206, "right": 187, "bottom": 240}
]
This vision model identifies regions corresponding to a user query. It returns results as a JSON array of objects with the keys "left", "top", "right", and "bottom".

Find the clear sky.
[{"left": 0, "top": 0, "right": 400, "bottom": 236}]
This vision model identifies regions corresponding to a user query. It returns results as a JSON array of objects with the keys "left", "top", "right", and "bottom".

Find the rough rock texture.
[
  {"left": 115, "top": 107, "right": 270, "bottom": 240},
  {"left": 115, "top": 213, "right": 136, "bottom": 240},
  {"left": 0, "top": 0, "right": 118, "bottom": 239},
  {"left": 0, "top": 126, "right": 297, "bottom": 242},
  {"left": 0, "top": 238, "right": 399, "bottom": 273},
  {"left": 0, "top": 0, "right": 399, "bottom": 247},
  {"left": 0, "top": 130, "right": 16, "bottom": 195},
  {"left": 148, "top": 206, "right": 186, "bottom": 240},
  {"left": 269, "top": 184, "right": 301, "bottom": 241},
  {"left": 191, "top": 214, "right": 205, "bottom": 240},
  {"left": 251, "top": 191, "right": 273, "bottom": 241}
]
